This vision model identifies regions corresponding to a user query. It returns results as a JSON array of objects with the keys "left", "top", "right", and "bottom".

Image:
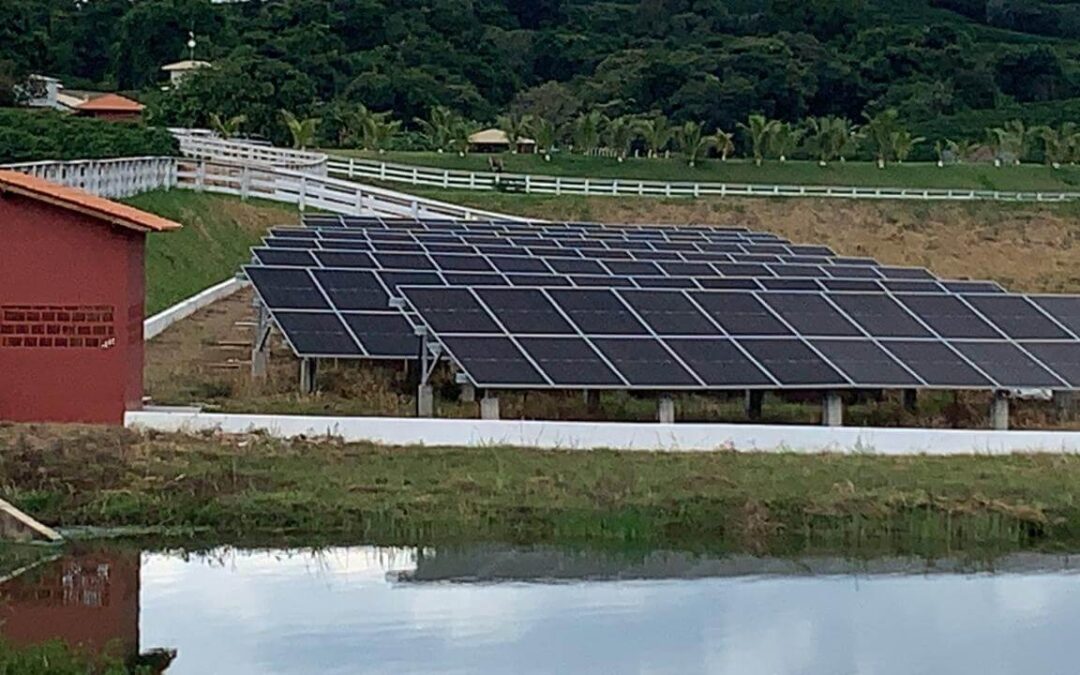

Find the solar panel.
[
  {"left": 395, "top": 286, "right": 1080, "bottom": 391},
  {"left": 241, "top": 217, "right": 1080, "bottom": 395}
]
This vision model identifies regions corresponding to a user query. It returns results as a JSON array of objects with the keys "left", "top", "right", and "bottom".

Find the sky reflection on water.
[{"left": 134, "top": 546, "right": 1080, "bottom": 675}]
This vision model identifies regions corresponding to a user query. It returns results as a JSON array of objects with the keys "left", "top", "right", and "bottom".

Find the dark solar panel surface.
[{"left": 240, "top": 217, "right": 1079, "bottom": 391}]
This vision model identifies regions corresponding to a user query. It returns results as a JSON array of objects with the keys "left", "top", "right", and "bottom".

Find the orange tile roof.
[
  {"left": 74, "top": 93, "right": 145, "bottom": 113},
  {"left": 0, "top": 170, "right": 181, "bottom": 233}
]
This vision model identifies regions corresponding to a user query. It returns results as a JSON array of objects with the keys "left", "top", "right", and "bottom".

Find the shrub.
[{"left": 0, "top": 109, "right": 177, "bottom": 163}]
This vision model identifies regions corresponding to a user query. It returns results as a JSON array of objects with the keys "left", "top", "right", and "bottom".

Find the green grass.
[
  {"left": 3, "top": 425, "right": 1080, "bottom": 557},
  {"left": 124, "top": 191, "right": 299, "bottom": 315},
  {"left": 331, "top": 150, "right": 1080, "bottom": 192},
  {"left": 0, "top": 640, "right": 144, "bottom": 675}
]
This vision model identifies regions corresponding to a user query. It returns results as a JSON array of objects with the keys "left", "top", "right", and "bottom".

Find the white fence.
[
  {"left": 1, "top": 153, "right": 524, "bottom": 221},
  {"left": 327, "top": 155, "right": 1080, "bottom": 203},
  {"left": 173, "top": 157, "right": 525, "bottom": 220},
  {"left": 124, "top": 409, "right": 1080, "bottom": 455},
  {"left": 2, "top": 156, "right": 177, "bottom": 198},
  {"left": 174, "top": 131, "right": 329, "bottom": 175}
]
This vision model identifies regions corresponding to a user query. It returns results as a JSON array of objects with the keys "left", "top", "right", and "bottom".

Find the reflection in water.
[
  {"left": 5, "top": 545, "right": 1080, "bottom": 674},
  {"left": 0, "top": 550, "right": 174, "bottom": 671}
]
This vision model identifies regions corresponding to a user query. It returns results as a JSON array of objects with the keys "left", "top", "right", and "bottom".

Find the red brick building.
[{"left": 0, "top": 171, "right": 180, "bottom": 424}]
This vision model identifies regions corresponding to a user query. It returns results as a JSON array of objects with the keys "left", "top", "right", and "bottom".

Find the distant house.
[
  {"left": 468, "top": 128, "right": 536, "bottom": 154},
  {"left": 161, "top": 60, "right": 211, "bottom": 87},
  {"left": 20, "top": 75, "right": 64, "bottom": 110},
  {"left": 72, "top": 93, "right": 145, "bottom": 122}
]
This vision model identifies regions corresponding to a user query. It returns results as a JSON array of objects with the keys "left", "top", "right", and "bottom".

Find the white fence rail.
[
  {"left": 1, "top": 154, "right": 524, "bottom": 221},
  {"left": 173, "top": 157, "right": 525, "bottom": 220},
  {"left": 174, "top": 131, "right": 329, "bottom": 175},
  {"left": 1, "top": 157, "right": 177, "bottom": 198},
  {"left": 327, "top": 155, "right": 1080, "bottom": 203}
]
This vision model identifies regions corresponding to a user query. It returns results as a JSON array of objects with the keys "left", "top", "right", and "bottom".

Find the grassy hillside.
[
  {"left": 335, "top": 151, "right": 1080, "bottom": 192},
  {"left": 124, "top": 191, "right": 299, "bottom": 315}
]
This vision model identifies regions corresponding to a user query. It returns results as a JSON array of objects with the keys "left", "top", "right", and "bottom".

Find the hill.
[{"left": 4, "top": 0, "right": 1080, "bottom": 156}]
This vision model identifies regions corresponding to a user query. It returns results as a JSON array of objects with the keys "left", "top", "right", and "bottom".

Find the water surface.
[{"left": 4, "top": 545, "right": 1080, "bottom": 674}]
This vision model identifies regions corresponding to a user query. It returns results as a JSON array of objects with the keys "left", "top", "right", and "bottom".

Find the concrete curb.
[{"left": 144, "top": 277, "right": 249, "bottom": 341}]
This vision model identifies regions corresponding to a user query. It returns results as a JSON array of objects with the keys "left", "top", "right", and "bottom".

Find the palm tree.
[
  {"left": 449, "top": 118, "right": 475, "bottom": 157},
  {"left": 572, "top": 111, "right": 605, "bottom": 155},
  {"left": 209, "top": 113, "right": 247, "bottom": 140},
  {"left": 497, "top": 112, "right": 532, "bottom": 154},
  {"left": 280, "top": 109, "right": 320, "bottom": 150},
  {"left": 605, "top": 116, "right": 636, "bottom": 162},
  {"left": 530, "top": 117, "right": 559, "bottom": 161},
  {"left": 802, "top": 116, "right": 850, "bottom": 166},
  {"left": 362, "top": 114, "right": 401, "bottom": 154},
  {"left": 635, "top": 116, "right": 673, "bottom": 158},
  {"left": 862, "top": 109, "right": 899, "bottom": 168},
  {"left": 889, "top": 130, "right": 924, "bottom": 163},
  {"left": 674, "top": 121, "right": 714, "bottom": 167},
  {"left": 989, "top": 120, "right": 1031, "bottom": 166},
  {"left": 715, "top": 129, "right": 736, "bottom": 161},
  {"left": 767, "top": 122, "right": 802, "bottom": 162},
  {"left": 737, "top": 114, "right": 778, "bottom": 166},
  {"left": 1035, "top": 123, "right": 1076, "bottom": 168},
  {"left": 414, "top": 106, "right": 455, "bottom": 152}
]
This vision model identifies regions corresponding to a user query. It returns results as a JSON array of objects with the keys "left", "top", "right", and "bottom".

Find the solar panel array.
[{"left": 242, "top": 216, "right": 1080, "bottom": 391}]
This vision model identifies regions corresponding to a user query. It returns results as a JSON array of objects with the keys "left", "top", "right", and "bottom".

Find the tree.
[
  {"left": 989, "top": 120, "right": 1031, "bottom": 166},
  {"left": 767, "top": 122, "right": 802, "bottom": 162},
  {"left": 1035, "top": 123, "right": 1078, "bottom": 168},
  {"left": 605, "top": 116, "right": 636, "bottom": 162},
  {"left": 449, "top": 118, "right": 476, "bottom": 157},
  {"left": 715, "top": 129, "right": 736, "bottom": 162},
  {"left": 889, "top": 129, "right": 924, "bottom": 163},
  {"left": 674, "top": 121, "right": 714, "bottom": 167},
  {"left": 572, "top": 111, "right": 605, "bottom": 154},
  {"left": 529, "top": 117, "right": 559, "bottom": 161},
  {"left": 737, "top": 114, "right": 778, "bottom": 166},
  {"left": 862, "top": 109, "right": 899, "bottom": 168},
  {"left": 280, "top": 110, "right": 319, "bottom": 150},
  {"left": 415, "top": 106, "right": 456, "bottom": 152},
  {"left": 803, "top": 115, "right": 853, "bottom": 166},
  {"left": 209, "top": 113, "right": 246, "bottom": 140},
  {"left": 361, "top": 113, "right": 401, "bottom": 153},
  {"left": 635, "top": 116, "right": 673, "bottom": 158},
  {"left": 497, "top": 112, "right": 531, "bottom": 153}
]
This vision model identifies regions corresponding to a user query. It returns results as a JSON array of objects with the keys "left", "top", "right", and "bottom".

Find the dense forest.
[{"left": 3, "top": 0, "right": 1080, "bottom": 159}]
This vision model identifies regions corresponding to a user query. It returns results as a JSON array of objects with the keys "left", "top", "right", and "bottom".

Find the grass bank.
[
  {"left": 124, "top": 191, "right": 299, "bottom": 315},
  {"left": 2, "top": 425, "right": 1079, "bottom": 557},
  {"left": 332, "top": 150, "right": 1080, "bottom": 192},
  {"left": 376, "top": 186, "right": 1080, "bottom": 294}
]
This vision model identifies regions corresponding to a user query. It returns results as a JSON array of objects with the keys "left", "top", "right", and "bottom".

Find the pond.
[{"left": 3, "top": 544, "right": 1080, "bottom": 674}]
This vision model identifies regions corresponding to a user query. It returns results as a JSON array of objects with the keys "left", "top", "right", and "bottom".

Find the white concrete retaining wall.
[
  {"left": 144, "top": 277, "right": 249, "bottom": 341},
  {"left": 124, "top": 410, "right": 1080, "bottom": 455}
]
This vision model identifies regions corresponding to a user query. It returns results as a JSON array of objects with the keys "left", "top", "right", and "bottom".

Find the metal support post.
[
  {"left": 251, "top": 301, "right": 272, "bottom": 379},
  {"left": 1054, "top": 391, "right": 1074, "bottom": 419},
  {"left": 902, "top": 389, "right": 918, "bottom": 413},
  {"left": 299, "top": 358, "right": 317, "bottom": 394},
  {"left": 745, "top": 390, "right": 764, "bottom": 421}
]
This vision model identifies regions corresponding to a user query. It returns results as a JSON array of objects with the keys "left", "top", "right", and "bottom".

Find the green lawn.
[
  {"left": 330, "top": 149, "right": 1080, "bottom": 192},
  {"left": 125, "top": 191, "right": 299, "bottom": 315},
  {"left": 3, "top": 424, "right": 1079, "bottom": 556}
]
